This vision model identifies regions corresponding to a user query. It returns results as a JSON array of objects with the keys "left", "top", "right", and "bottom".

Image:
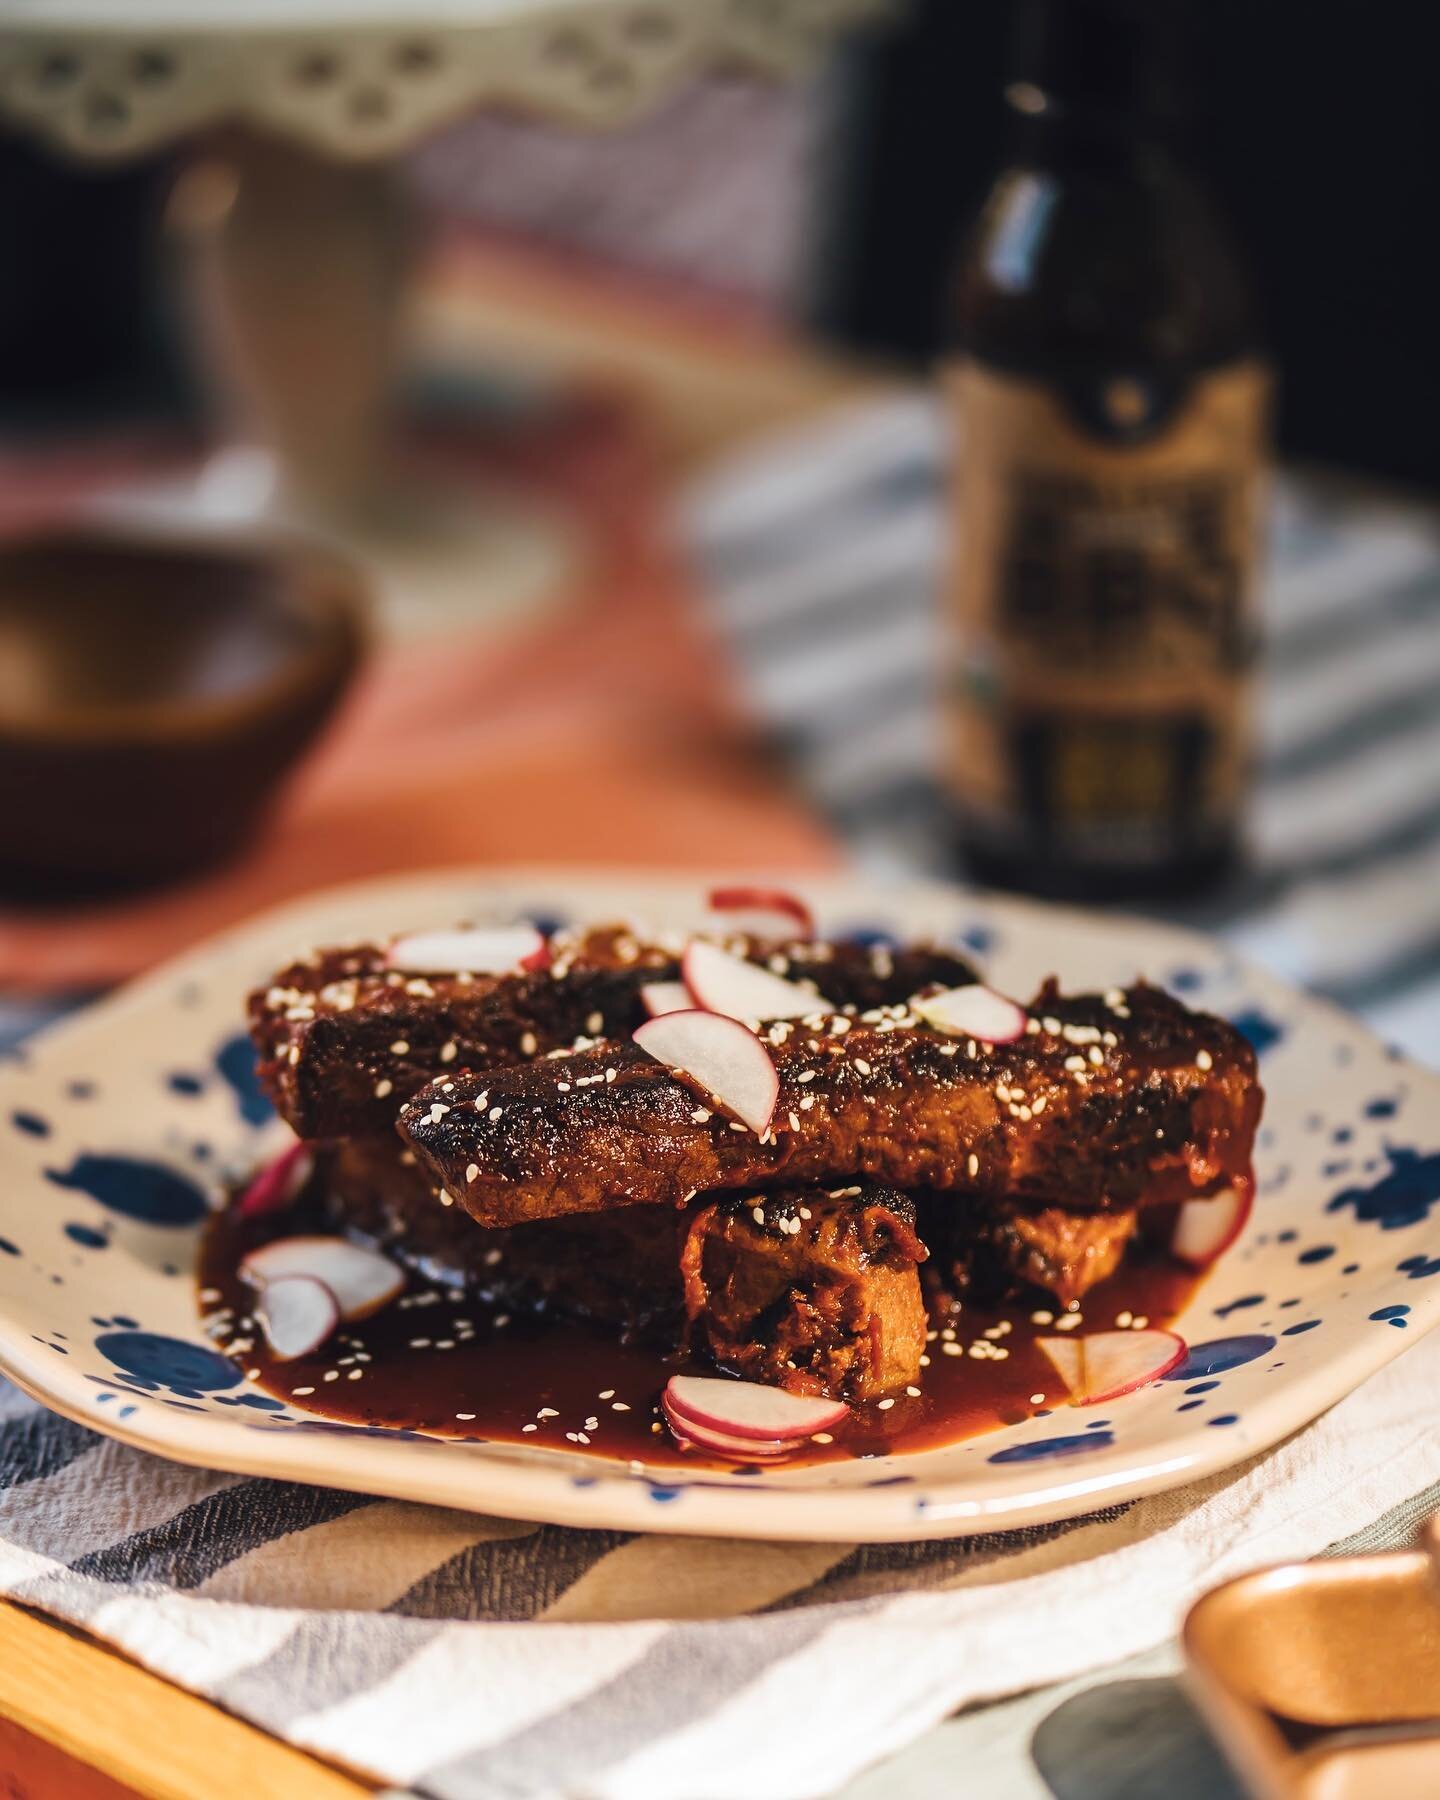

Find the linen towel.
[{"left": 2, "top": 1333, "right": 1438, "bottom": 1799}]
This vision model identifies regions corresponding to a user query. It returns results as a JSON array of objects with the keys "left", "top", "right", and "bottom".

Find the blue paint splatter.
[
  {"left": 528, "top": 913, "right": 566, "bottom": 939},
  {"left": 215, "top": 1034, "right": 274, "bottom": 1126},
  {"left": 840, "top": 926, "right": 899, "bottom": 949},
  {"left": 11, "top": 1110, "right": 49, "bottom": 1137},
  {"left": 1329, "top": 1146, "right": 1440, "bottom": 1231},
  {"left": 1214, "top": 1293, "right": 1265, "bottom": 1318},
  {"left": 1370, "top": 1305, "right": 1410, "bottom": 1329},
  {"left": 1168, "top": 968, "right": 1204, "bottom": 993},
  {"left": 1332, "top": 1127, "right": 1353, "bottom": 1145},
  {"left": 1165, "top": 1335, "right": 1276, "bottom": 1379},
  {"left": 0, "top": 1237, "right": 19, "bottom": 1257},
  {"left": 1185, "top": 1381, "right": 1221, "bottom": 1395},
  {"left": 1399, "top": 1253, "right": 1440, "bottom": 1280},
  {"left": 1365, "top": 1097, "right": 1398, "bottom": 1119},
  {"left": 1282, "top": 1320, "right": 1321, "bottom": 1336},
  {"left": 959, "top": 925, "right": 995, "bottom": 955},
  {"left": 1298, "top": 1245, "right": 1335, "bottom": 1264},
  {"left": 990, "top": 1431, "right": 1115, "bottom": 1464},
  {"left": 647, "top": 1486, "right": 682, "bottom": 1502},
  {"left": 45, "top": 1154, "right": 208, "bottom": 1226},
  {"left": 1342, "top": 1263, "right": 1360, "bottom": 1275},
  {"left": 1176, "top": 1400, "right": 1206, "bottom": 1412},
  {"left": 67, "top": 1080, "right": 95, "bottom": 1100},
  {"left": 96, "top": 1330, "right": 242, "bottom": 1393},
  {"left": 1277, "top": 1229, "right": 1298, "bottom": 1243},
  {"left": 1230, "top": 1009, "right": 1284, "bottom": 1055},
  {"left": 1209, "top": 1414, "right": 1240, "bottom": 1427},
  {"left": 167, "top": 1073, "right": 205, "bottom": 1097},
  {"left": 63, "top": 1223, "right": 108, "bottom": 1249}
]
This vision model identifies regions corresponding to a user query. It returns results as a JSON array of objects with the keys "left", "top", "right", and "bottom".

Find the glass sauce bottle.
[{"left": 943, "top": 0, "right": 1271, "bottom": 901}]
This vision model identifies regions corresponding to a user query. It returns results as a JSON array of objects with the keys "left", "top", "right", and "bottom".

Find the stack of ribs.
[{"left": 248, "top": 923, "right": 1261, "bottom": 1403}]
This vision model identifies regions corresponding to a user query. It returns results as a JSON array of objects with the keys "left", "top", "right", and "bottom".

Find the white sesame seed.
[
  {"left": 520, "top": 1032, "right": 538, "bottom": 1057},
  {"left": 292, "top": 1385, "right": 315, "bottom": 1396},
  {"left": 812, "top": 1432, "right": 834, "bottom": 1445},
  {"left": 1196, "top": 1048, "right": 1214, "bottom": 1071},
  {"left": 389, "top": 1040, "right": 410, "bottom": 1056},
  {"left": 374, "top": 1078, "right": 394, "bottom": 1099},
  {"left": 466, "top": 1163, "right": 480, "bottom": 1183},
  {"left": 522, "top": 1423, "right": 538, "bottom": 1432},
  {"left": 905, "top": 1385, "right": 921, "bottom": 1398}
]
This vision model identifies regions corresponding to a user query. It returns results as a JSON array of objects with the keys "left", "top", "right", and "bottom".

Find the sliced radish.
[
  {"left": 1172, "top": 1182, "right": 1254, "bottom": 1268},
  {"left": 384, "top": 925, "right": 548, "bottom": 976},
  {"left": 256, "top": 1274, "right": 339, "bottom": 1360},
  {"left": 682, "top": 939, "right": 833, "bottom": 1022},
  {"left": 707, "top": 885, "right": 815, "bottom": 941},
  {"left": 912, "top": 983, "right": 1027, "bottom": 1044},
  {"left": 663, "top": 1373, "right": 847, "bottom": 1442},
  {"left": 240, "top": 1235, "right": 404, "bottom": 1321},
  {"left": 1037, "top": 1328, "right": 1187, "bottom": 1405},
  {"left": 634, "top": 1010, "right": 779, "bottom": 1136},
  {"left": 662, "top": 1396, "right": 793, "bottom": 1461},
  {"left": 640, "top": 980, "right": 692, "bottom": 1018},
  {"left": 237, "top": 1141, "right": 315, "bottom": 1220}
]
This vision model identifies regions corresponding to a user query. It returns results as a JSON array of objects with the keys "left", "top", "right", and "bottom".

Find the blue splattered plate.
[{"left": 1, "top": 871, "right": 1436, "bottom": 1542}]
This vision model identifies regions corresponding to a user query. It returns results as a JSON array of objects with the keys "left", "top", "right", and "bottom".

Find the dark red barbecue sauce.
[{"left": 199, "top": 1205, "right": 1199, "bottom": 1470}]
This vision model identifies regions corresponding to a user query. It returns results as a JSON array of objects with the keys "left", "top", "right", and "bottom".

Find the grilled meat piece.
[
  {"left": 249, "top": 928, "right": 976, "bottom": 1140},
  {"left": 921, "top": 1197, "right": 1139, "bottom": 1309},
  {"left": 681, "top": 1186, "right": 927, "bottom": 1400},
  {"left": 321, "top": 1137, "right": 688, "bottom": 1338},
  {"left": 249, "top": 926, "right": 669, "bottom": 1141},
  {"left": 399, "top": 981, "right": 1260, "bottom": 1229},
  {"left": 318, "top": 1144, "right": 924, "bottom": 1396}
]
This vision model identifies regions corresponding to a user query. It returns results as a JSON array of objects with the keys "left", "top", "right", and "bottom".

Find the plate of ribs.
[{"left": 2, "top": 871, "right": 1437, "bottom": 1541}]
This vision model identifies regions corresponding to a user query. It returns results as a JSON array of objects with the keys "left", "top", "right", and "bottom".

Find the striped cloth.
[
  {"left": 2, "top": 1346, "right": 1438, "bottom": 1798},
  {"left": 4, "top": 398, "right": 1440, "bottom": 1796}
]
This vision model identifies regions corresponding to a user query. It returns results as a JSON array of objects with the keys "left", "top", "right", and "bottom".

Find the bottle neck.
[
  {"left": 1003, "top": 93, "right": 1179, "bottom": 175},
  {"left": 1004, "top": 0, "right": 1189, "bottom": 169}
]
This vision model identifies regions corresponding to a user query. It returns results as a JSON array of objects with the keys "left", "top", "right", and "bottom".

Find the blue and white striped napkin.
[{"left": 3, "top": 1340, "right": 1438, "bottom": 1798}]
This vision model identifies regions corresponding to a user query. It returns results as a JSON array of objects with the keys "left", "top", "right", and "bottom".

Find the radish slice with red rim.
[
  {"left": 240, "top": 1236, "right": 404, "bottom": 1321},
  {"left": 682, "top": 940, "right": 833, "bottom": 1022},
  {"left": 912, "top": 983, "right": 1027, "bottom": 1044},
  {"left": 633, "top": 1011, "right": 779, "bottom": 1136},
  {"left": 663, "top": 1373, "right": 847, "bottom": 1441},
  {"left": 661, "top": 1396, "right": 793, "bottom": 1461},
  {"left": 706, "top": 886, "right": 815, "bottom": 940},
  {"left": 237, "top": 1141, "right": 315, "bottom": 1220},
  {"left": 1037, "top": 1328, "right": 1187, "bottom": 1404},
  {"left": 384, "top": 925, "right": 548, "bottom": 975},
  {"left": 1172, "top": 1182, "right": 1254, "bottom": 1268},
  {"left": 257, "top": 1274, "right": 339, "bottom": 1360},
  {"left": 640, "top": 980, "right": 692, "bottom": 1019}
]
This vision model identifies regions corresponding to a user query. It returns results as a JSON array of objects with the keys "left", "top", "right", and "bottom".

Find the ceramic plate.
[{"left": 2, "top": 871, "right": 1437, "bottom": 1542}]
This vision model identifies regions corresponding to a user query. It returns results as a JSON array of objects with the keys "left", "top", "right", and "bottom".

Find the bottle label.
[{"left": 944, "top": 356, "right": 1270, "bottom": 874}]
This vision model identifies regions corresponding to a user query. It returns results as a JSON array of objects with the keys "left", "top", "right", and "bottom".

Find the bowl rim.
[{"left": 0, "top": 522, "right": 367, "bottom": 745}]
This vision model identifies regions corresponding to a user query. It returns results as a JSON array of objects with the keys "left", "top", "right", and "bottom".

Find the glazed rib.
[
  {"left": 398, "top": 981, "right": 1260, "bottom": 1229},
  {"left": 318, "top": 1140, "right": 924, "bottom": 1398},
  {"left": 249, "top": 928, "right": 977, "bottom": 1140}
]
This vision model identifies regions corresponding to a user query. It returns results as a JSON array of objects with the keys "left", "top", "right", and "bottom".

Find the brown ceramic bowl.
[{"left": 0, "top": 528, "right": 366, "bottom": 895}]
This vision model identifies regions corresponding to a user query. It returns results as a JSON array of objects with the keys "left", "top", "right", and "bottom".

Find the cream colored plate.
[{"left": 2, "top": 870, "right": 1437, "bottom": 1541}]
